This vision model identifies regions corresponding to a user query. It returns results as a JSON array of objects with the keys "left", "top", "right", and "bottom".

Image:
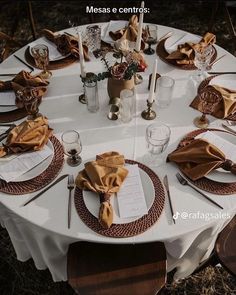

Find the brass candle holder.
[{"left": 141, "top": 100, "right": 156, "bottom": 120}]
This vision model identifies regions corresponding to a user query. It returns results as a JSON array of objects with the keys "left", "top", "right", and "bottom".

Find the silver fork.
[
  {"left": 176, "top": 173, "right": 223, "bottom": 209},
  {"left": 67, "top": 175, "right": 75, "bottom": 229}
]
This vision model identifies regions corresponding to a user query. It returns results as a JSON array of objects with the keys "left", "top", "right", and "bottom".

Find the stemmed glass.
[
  {"left": 193, "top": 86, "right": 222, "bottom": 128},
  {"left": 192, "top": 44, "right": 214, "bottom": 83},
  {"left": 31, "top": 44, "right": 52, "bottom": 79},
  {"left": 143, "top": 25, "right": 158, "bottom": 55},
  {"left": 145, "top": 122, "right": 171, "bottom": 166},
  {"left": 16, "top": 87, "right": 42, "bottom": 120},
  {"left": 61, "top": 130, "right": 82, "bottom": 166}
]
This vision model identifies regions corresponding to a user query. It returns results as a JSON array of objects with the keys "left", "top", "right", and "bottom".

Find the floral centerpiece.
[{"left": 81, "top": 40, "right": 147, "bottom": 103}]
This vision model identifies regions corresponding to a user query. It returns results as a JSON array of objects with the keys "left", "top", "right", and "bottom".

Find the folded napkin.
[
  {"left": 166, "top": 32, "right": 216, "bottom": 65},
  {"left": 0, "top": 71, "right": 48, "bottom": 107},
  {"left": 0, "top": 70, "right": 49, "bottom": 92},
  {"left": 0, "top": 116, "right": 52, "bottom": 158},
  {"left": 190, "top": 85, "right": 236, "bottom": 119},
  {"left": 41, "top": 29, "right": 90, "bottom": 61},
  {"left": 167, "top": 138, "right": 236, "bottom": 181},
  {"left": 109, "top": 15, "right": 145, "bottom": 49},
  {"left": 76, "top": 151, "right": 129, "bottom": 229}
]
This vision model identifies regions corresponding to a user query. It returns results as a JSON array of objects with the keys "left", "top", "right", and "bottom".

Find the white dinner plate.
[
  {"left": 0, "top": 105, "right": 17, "bottom": 112},
  {"left": 196, "top": 130, "right": 236, "bottom": 183},
  {"left": 83, "top": 164, "right": 155, "bottom": 224},
  {"left": 164, "top": 33, "right": 201, "bottom": 54},
  {"left": 0, "top": 140, "right": 54, "bottom": 182},
  {"left": 209, "top": 74, "right": 236, "bottom": 91}
]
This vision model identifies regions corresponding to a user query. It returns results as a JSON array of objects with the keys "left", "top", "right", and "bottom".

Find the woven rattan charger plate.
[
  {"left": 178, "top": 128, "right": 236, "bottom": 195},
  {"left": 74, "top": 159, "right": 165, "bottom": 238},
  {"left": 156, "top": 38, "right": 217, "bottom": 70},
  {"left": 24, "top": 46, "right": 77, "bottom": 70},
  {"left": 197, "top": 75, "right": 236, "bottom": 121},
  {"left": 0, "top": 136, "right": 64, "bottom": 195}
]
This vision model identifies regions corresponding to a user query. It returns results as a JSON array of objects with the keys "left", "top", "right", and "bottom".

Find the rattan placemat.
[
  {"left": 0, "top": 136, "right": 64, "bottom": 195},
  {"left": 74, "top": 159, "right": 165, "bottom": 238},
  {"left": 179, "top": 128, "right": 236, "bottom": 195},
  {"left": 198, "top": 76, "right": 236, "bottom": 121},
  {"left": 24, "top": 47, "right": 77, "bottom": 70},
  {"left": 156, "top": 38, "right": 217, "bottom": 71},
  {"left": 0, "top": 107, "right": 28, "bottom": 123}
]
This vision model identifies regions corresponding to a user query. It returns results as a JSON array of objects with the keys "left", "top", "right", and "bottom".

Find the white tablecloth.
[{"left": 0, "top": 22, "right": 236, "bottom": 282}]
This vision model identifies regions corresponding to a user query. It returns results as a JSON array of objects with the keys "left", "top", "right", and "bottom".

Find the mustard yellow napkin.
[
  {"left": 76, "top": 151, "right": 129, "bottom": 229},
  {"left": 0, "top": 31, "right": 21, "bottom": 61},
  {"left": 190, "top": 85, "right": 236, "bottom": 119},
  {"left": 109, "top": 15, "right": 145, "bottom": 50},
  {"left": 0, "top": 116, "right": 53, "bottom": 157},
  {"left": 41, "top": 29, "right": 90, "bottom": 61},
  {"left": 167, "top": 138, "right": 236, "bottom": 181},
  {"left": 166, "top": 32, "right": 216, "bottom": 65}
]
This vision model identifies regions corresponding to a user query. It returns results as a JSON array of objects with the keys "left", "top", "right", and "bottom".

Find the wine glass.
[
  {"left": 61, "top": 130, "right": 82, "bottom": 166},
  {"left": 145, "top": 122, "right": 171, "bottom": 166},
  {"left": 16, "top": 87, "right": 42, "bottom": 120},
  {"left": 192, "top": 44, "right": 213, "bottom": 83},
  {"left": 143, "top": 25, "right": 158, "bottom": 55},
  {"left": 193, "top": 86, "right": 222, "bottom": 128},
  {"left": 31, "top": 44, "right": 52, "bottom": 79}
]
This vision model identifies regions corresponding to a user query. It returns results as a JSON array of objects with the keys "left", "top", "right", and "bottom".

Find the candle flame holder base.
[{"left": 141, "top": 100, "right": 156, "bottom": 120}]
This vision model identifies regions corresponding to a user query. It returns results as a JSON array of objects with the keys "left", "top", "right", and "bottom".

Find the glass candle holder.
[{"left": 84, "top": 80, "right": 99, "bottom": 113}]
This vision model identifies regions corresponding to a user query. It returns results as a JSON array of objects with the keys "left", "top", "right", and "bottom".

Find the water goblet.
[
  {"left": 61, "top": 130, "right": 82, "bottom": 167},
  {"left": 16, "top": 87, "right": 42, "bottom": 120},
  {"left": 143, "top": 25, "right": 158, "bottom": 55},
  {"left": 193, "top": 86, "right": 222, "bottom": 128},
  {"left": 145, "top": 122, "right": 171, "bottom": 166},
  {"left": 192, "top": 44, "right": 214, "bottom": 83},
  {"left": 31, "top": 44, "right": 52, "bottom": 79}
]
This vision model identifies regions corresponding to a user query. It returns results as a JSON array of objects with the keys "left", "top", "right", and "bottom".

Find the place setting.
[
  {"left": 0, "top": 115, "right": 64, "bottom": 195},
  {"left": 72, "top": 151, "right": 166, "bottom": 238},
  {"left": 0, "top": 70, "right": 49, "bottom": 122},
  {"left": 156, "top": 31, "right": 218, "bottom": 70},
  {"left": 167, "top": 127, "right": 236, "bottom": 196}
]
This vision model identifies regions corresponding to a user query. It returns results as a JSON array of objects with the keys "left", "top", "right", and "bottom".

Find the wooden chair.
[
  {"left": 194, "top": 215, "right": 236, "bottom": 277},
  {"left": 67, "top": 241, "right": 167, "bottom": 295}
]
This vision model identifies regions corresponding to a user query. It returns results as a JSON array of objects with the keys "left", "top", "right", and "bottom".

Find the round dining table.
[{"left": 0, "top": 21, "right": 236, "bottom": 282}]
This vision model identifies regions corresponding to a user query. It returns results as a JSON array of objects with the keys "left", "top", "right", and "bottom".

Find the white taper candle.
[
  {"left": 78, "top": 32, "right": 86, "bottom": 78},
  {"left": 148, "top": 59, "right": 157, "bottom": 103},
  {"left": 135, "top": 1, "right": 145, "bottom": 52}
]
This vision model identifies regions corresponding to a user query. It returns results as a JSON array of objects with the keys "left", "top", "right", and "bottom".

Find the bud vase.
[{"left": 107, "top": 76, "right": 135, "bottom": 104}]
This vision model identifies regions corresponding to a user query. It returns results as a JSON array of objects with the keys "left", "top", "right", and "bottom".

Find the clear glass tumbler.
[
  {"left": 145, "top": 122, "right": 171, "bottom": 166},
  {"left": 119, "top": 89, "right": 135, "bottom": 123},
  {"left": 84, "top": 80, "right": 99, "bottom": 113},
  {"left": 156, "top": 76, "right": 175, "bottom": 108}
]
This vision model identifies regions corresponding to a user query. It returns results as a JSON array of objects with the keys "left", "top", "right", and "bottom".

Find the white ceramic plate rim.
[
  {"left": 209, "top": 74, "right": 236, "bottom": 91},
  {"left": 83, "top": 164, "right": 155, "bottom": 224}
]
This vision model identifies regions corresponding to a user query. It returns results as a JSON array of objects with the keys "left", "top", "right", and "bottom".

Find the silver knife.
[
  {"left": 22, "top": 174, "right": 68, "bottom": 206},
  {"left": 222, "top": 123, "right": 236, "bottom": 135},
  {"left": 163, "top": 175, "right": 176, "bottom": 224}
]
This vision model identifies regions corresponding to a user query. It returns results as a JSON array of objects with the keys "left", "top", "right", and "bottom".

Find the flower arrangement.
[{"left": 81, "top": 40, "right": 148, "bottom": 83}]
